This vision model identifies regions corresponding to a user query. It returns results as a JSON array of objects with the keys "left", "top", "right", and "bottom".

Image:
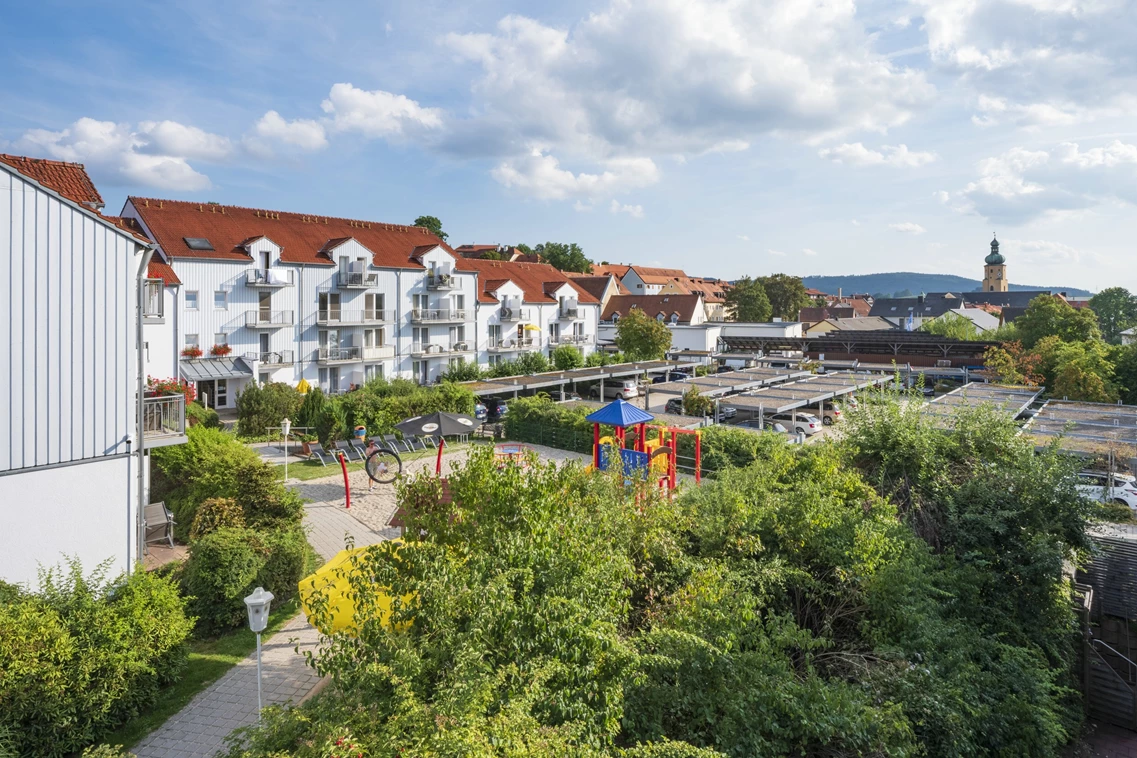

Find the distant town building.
[{"left": 982, "top": 235, "right": 1008, "bottom": 293}]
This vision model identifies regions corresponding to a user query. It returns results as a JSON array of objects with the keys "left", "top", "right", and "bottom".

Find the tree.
[
  {"left": 980, "top": 341, "right": 1042, "bottom": 386},
  {"left": 534, "top": 242, "right": 592, "bottom": 273},
  {"left": 757, "top": 274, "right": 811, "bottom": 321},
  {"left": 1110, "top": 344, "right": 1137, "bottom": 405},
  {"left": 724, "top": 276, "right": 772, "bottom": 322},
  {"left": 1013, "top": 294, "right": 1102, "bottom": 348},
  {"left": 919, "top": 311, "right": 980, "bottom": 341},
  {"left": 412, "top": 215, "right": 448, "bottom": 241},
  {"left": 681, "top": 384, "right": 712, "bottom": 416},
  {"left": 614, "top": 308, "right": 672, "bottom": 360},
  {"left": 552, "top": 344, "right": 584, "bottom": 371},
  {"left": 1088, "top": 287, "right": 1137, "bottom": 344},
  {"left": 1034, "top": 336, "right": 1117, "bottom": 402}
]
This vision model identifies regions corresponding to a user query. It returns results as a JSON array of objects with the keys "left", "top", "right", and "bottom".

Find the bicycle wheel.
[{"left": 365, "top": 448, "right": 402, "bottom": 484}]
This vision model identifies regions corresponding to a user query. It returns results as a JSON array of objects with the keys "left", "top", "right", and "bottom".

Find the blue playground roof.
[{"left": 585, "top": 398, "right": 655, "bottom": 428}]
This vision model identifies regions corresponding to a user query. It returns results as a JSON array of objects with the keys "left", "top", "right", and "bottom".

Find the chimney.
[{"left": 838, "top": 287, "right": 842, "bottom": 299}]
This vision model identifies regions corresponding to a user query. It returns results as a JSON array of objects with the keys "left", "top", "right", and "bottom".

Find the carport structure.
[
  {"left": 1025, "top": 400, "right": 1137, "bottom": 463},
  {"left": 726, "top": 371, "right": 893, "bottom": 425},
  {"left": 462, "top": 360, "right": 684, "bottom": 401},
  {"left": 647, "top": 366, "right": 810, "bottom": 400},
  {"left": 922, "top": 383, "right": 1042, "bottom": 422}
]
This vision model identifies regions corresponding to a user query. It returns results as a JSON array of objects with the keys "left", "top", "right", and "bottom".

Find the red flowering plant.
[
  {"left": 323, "top": 734, "right": 365, "bottom": 758},
  {"left": 181, "top": 345, "right": 203, "bottom": 358},
  {"left": 210, "top": 343, "right": 233, "bottom": 357},
  {"left": 147, "top": 376, "right": 196, "bottom": 404}
]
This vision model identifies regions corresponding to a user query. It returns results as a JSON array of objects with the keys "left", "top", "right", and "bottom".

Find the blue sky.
[{"left": 3, "top": 0, "right": 1136, "bottom": 292}]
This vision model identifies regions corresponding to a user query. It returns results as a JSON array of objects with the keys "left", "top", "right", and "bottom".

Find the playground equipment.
[
  {"left": 585, "top": 398, "right": 701, "bottom": 490},
  {"left": 298, "top": 542, "right": 412, "bottom": 635}
]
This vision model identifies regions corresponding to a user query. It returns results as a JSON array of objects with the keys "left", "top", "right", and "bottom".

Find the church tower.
[{"left": 982, "top": 235, "right": 1007, "bottom": 292}]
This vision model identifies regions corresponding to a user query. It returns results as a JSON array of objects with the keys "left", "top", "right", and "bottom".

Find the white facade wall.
[
  {"left": 0, "top": 166, "right": 148, "bottom": 585},
  {"left": 621, "top": 269, "right": 663, "bottom": 295}
]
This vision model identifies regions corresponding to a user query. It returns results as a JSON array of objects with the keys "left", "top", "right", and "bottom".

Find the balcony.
[
  {"left": 142, "top": 394, "right": 187, "bottom": 449},
  {"left": 143, "top": 279, "right": 164, "bottom": 323},
  {"left": 499, "top": 306, "right": 532, "bottom": 322},
  {"left": 550, "top": 333, "right": 593, "bottom": 346},
  {"left": 558, "top": 306, "right": 580, "bottom": 320},
  {"left": 361, "top": 345, "right": 395, "bottom": 361},
  {"left": 410, "top": 308, "right": 469, "bottom": 324},
  {"left": 246, "top": 269, "right": 294, "bottom": 287},
  {"left": 487, "top": 337, "right": 537, "bottom": 353},
  {"left": 316, "top": 309, "right": 394, "bottom": 326},
  {"left": 317, "top": 346, "right": 362, "bottom": 364},
  {"left": 244, "top": 349, "right": 294, "bottom": 366},
  {"left": 426, "top": 273, "right": 458, "bottom": 291},
  {"left": 245, "top": 310, "right": 294, "bottom": 329},
  {"left": 410, "top": 341, "right": 473, "bottom": 358},
  {"left": 337, "top": 270, "right": 378, "bottom": 289}
]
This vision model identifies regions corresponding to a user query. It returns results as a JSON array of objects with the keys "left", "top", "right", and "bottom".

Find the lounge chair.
[
  {"left": 335, "top": 440, "right": 364, "bottom": 461},
  {"left": 307, "top": 442, "right": 331, "bottom": 465},
  {"left": 143, "top": 501, "right": 176, "bottom": 549}
]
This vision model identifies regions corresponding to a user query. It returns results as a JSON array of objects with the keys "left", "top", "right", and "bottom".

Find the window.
[
  {"left": 186, "top": 291, "right": 199, "bottom": 310},
  {"left": 612, "top": 313, "right": 620, "bottom": 323},
  {"left": 489, "top": 354, "right": 503, "bottom": 367},
  {"left": 186, "top": 334, "right": 199, "bottom": 349},
  {"left": 656, "top": 313, "right": 665, "bottom": 322},
  {"left": 183, "top": 237, "right": 214, "bottom": 251},
  {"left": 214, "top": 332, "right": 228, "bottom": 346},
  {"left": 214, "top": 290, "right": 228, "bottom": 309},
  {"left": 670, "top": 313, "right": 679, "bottom": 325}
]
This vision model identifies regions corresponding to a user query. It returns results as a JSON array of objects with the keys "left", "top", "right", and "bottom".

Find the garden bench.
[{"left": 143, "top": 501, "right": 176, "bottom": 549}]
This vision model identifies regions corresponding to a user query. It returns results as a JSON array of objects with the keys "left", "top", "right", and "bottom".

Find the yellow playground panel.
[{"left": 299, "top": 541, "right": 412, "bottom": 635}]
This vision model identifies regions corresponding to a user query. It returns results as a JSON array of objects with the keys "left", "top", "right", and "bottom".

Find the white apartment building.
[
  {"left": 119, "top": 199, "right": 598, "bottom": 404},
  {"left": 0, "top": 155, "right": 186, "bottom": 586}
]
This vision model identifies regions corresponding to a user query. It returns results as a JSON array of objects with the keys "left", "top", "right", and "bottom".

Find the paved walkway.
[{"left": 131, "top": 490, "right": 386, "bottom": 758}]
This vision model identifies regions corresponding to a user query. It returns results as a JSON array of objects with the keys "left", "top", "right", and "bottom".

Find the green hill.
[{"left": 802, "top": 272, "right": 1093, "bottom": 299}]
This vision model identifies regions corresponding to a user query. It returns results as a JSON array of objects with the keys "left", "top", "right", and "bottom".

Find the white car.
[
  {"left": 770, "top": 412, "right": 823, "bottom": 436},
  {"left": 1077, "top": 471, "right": 1137, "bottom": 512}
]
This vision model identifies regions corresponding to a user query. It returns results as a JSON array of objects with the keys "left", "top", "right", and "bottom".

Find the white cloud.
[
  {"left": 609, "top": 199, "right": 644, "bottom": 219},
  {"left": 803, "top": 248, "right": 819, "bottom": 256},
  {"left": 321, "top": 83, "right": 443, "bottom": 138},
  {"left": 818, "top": 142, "right": 937, "bottom": 168},
  {"left": 18, "top": 117, "right": 213, "bottom": 191},
  {"left": 889, "top": 222, "right": 926, "bottom": 234},
  {"left": 850, "top": 219, "right": 861, "bottom": 226},
  {"left": 737, "top": 234, "right": 750, "bottom": 241},
  {"left": 1001, "top": 238, "right": 1101, "bottom": 266},
  {"left": 490, "top": 149, "right": 659, "bottom": 200},
  {"left": 249, "top": 110, "right": 327, "bottom": 152},
  {"left": 767, "top": 248, "right": 787, "bottom": 256}
]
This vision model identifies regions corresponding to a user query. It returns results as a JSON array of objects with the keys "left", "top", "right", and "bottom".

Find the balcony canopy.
[{"left": 180, "top": 357, "right": 254, "bottom": 381}]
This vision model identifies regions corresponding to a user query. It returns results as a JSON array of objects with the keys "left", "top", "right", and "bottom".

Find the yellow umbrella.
[
  {"left": 296, "top": 378, "right": 311, "bottom": 394},
  {"left": 523, "top": 324, "right": 542, "bottom": 332},
  {"left": 298, "top": 542, "right": 412, "bottom": 635}
]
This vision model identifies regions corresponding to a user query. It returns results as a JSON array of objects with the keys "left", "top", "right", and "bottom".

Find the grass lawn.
[
  {"left": 274, "top": 439, "right": 492, "bottom": 482},
  {"left": 100, "top": 546, "right": 322, "bottom": 750}
]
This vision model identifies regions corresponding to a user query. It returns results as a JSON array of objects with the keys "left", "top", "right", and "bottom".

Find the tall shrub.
[{"left": 236, "top": 382, "right": 302, "bottom": 438}]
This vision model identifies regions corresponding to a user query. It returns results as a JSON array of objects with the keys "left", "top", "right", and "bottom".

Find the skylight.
[{"left": 184, "top": 237, "right": 215, "bottom": 251}]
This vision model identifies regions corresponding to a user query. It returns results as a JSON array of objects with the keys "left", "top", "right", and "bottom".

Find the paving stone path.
[{"left": 130, "top": 491, "right": 386, "bottom": 758}]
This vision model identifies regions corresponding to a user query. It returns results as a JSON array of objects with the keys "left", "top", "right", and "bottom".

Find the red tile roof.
[
  {"left": 591, "top": 263, "right": 633, "bottom": 279},
  {"left": 0, "top": 154, "right": 104, "bottom": 209},
  {"left": 602, "top": 294, "right": 703, "bottom": 323},
  {"left": 629, "top": 265, "right": 689, "bottom": 285},
  {"left": 456, "top": 258, "right": 600, "bottom": 305},
  {"left": 147, "top": 257, "right": 181, "bottom": 286},
  {"left": 566, "top": 274, "right": 627, "bottom": 301},
  {"left": 127, "top": 197, "right": 449, "bottom": 268}
]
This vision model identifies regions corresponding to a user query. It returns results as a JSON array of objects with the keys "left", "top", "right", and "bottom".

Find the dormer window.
[
  {"left": 670, "top": 313, "right": 679, "bottom": 324},
  {"left": 656, "top": 313, "right": 665, "bottom": 322},
  {"left": 611, "top": 313, "right": 620, "bottom": 323}
]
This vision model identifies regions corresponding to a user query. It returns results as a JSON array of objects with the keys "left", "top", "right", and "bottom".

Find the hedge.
[{"left": 0, "top": 561, "right": 192, "bottom": 757}]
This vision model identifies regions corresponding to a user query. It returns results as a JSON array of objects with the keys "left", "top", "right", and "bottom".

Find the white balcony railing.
[
  {"left": 361, "top": 345, "right": 395, "bottom": 361},
  {"left": 551, "top": 333, "right": 593, "bottom": 345},
  {"left": 246, "top": 269, "right": 294, "bottom": 287},
  {"left": 317, "top": 346, "right": 362, "bottom": 363},
  {"left": 337, "top": 270, "right": 378, "bottom": 288},
  {"left": 410, "top": 342, "right": 473, "bottom": 357},
  {"left": 426, "top": 273, "right": 457, "bottom": 290},
  {"left": 316, "top": 309, "right": 393, "bottom": 325},
  {"left": 244, "top": 349, "right": 295, "bottom": 365},
  {"left": 558, "top": 306, "right": 580, "bottom": 320},
  {"left": 143, "top": 279, "right": 164, "bottom": 322},
  {"left": 142, "top": 394, "right": 186, "bottom": 449},
  {"left": 245, "top": 310, "right": 294, "bottom": 328},
  {"left": 488, "top": 337, "right": 537, "bottom": 352},
  {"left": 410, "top": 308, "right": 469, "bottom": 323},
  {"left": 499, "top": 306, "right": 532, "bottom": 322}
]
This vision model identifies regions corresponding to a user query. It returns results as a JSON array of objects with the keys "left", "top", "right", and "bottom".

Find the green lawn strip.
[
  {"left": 102, "top": 546, "right": 323, "bottom": 751},
  {"left": 274, "top": 440, "right": 493, "bottom": 482}
]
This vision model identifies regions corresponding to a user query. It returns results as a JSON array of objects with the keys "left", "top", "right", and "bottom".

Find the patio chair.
[
  {"left": 307, "top": 442, "right": 331, "bottom": 466},
  {"left": 348, "top": 437, "right": 369, "bottom": 457},
  {"left": 379, "top": 434, "right": 400, "bottom": 451},
  {"left": 335, "top": 440, "right": 364, "bottom": 461},
  {"left": 418, "top": 435, "right": 437, "bottom": 449},
  {"left": 402, "top": 435, "right": 424, "bottom": 452},
  {"left": 143, "top": 501, "right": 176, "bottom": 549}
]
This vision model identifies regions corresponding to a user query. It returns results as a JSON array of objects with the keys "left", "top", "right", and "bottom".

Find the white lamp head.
[
  {"left": 281, "top": 417, "right": 292, "bottom": 437},
  {"left": 244, "top": 586, "right": 274, "bottom": 633}
]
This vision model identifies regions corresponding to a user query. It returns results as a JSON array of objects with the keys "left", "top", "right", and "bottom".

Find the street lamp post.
[
  {"left": 281, "top": 418, "right": 292, "bottom": 482},
  {"left": 243, "top": 586, "right": 274, "bottom": 718}
]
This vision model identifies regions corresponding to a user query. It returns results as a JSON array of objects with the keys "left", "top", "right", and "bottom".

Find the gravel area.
[{"left": 289, "top": 443, "right": 591, "bottom": 534}]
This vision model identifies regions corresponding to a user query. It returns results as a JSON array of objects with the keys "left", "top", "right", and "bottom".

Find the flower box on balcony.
[
  {"left": 210, "top": 344, "right": 233, "bottom": 357},
  {"left": 181, "top": 346, "right": 203, "bottom": 358}
]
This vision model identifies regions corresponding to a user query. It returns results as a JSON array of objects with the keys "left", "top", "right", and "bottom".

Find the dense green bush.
[
  {"left": 295, "top": 387, "right": 327, "bottom": 430},
  {"left": 310, "top": 378, "right": 476, "bottom": 444},
  {"left": 437, "top": 361, "right": 484, "bottom": 382},
  {"left": 189, "top": 497, "right": 246, "bottom": 541},
  {"left": 0, "top": 561, "right": 192, "bottom": 757},
  {"left": 504, "top": 395, "right": 598, "bottom": 453},
  {"left": 186, "top": 401, "right": 221, "bottom": 429},
  {"left": 233, "top": 460, "right": 303, "bottom": 529},
  {"left": 553, "top": 344, "right": 585, "bottom": 370},
  {"left": 255, "top": 527, "right": 307, "bottom": 605},
  {"left": 236, "top": 382, "right": 302, "bottom": 438}
]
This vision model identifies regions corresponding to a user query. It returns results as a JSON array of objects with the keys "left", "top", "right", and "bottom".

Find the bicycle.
[{"left": 363, "top": 438, "right": 403, "bottom": 486}]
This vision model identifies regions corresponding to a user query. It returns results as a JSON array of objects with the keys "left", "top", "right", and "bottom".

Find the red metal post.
[
  {"left": 593, "top": 423, "right": 600, "bottom": 469},
  {"left": 694, "top": 432, "right": 702, "bottom": 484},
  {"left": 436, "top": 436, "right": 445, "bottom": 476},
  {"left": 338, "top": 451, "right": 352, "bottom": 509}
]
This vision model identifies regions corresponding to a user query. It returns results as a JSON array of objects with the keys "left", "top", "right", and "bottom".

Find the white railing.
[
  {"left": 559, "top": 306, "right": 580, "bottom": 320},
  {"left": 361, "top": 345, "right": 395, "bottom": 361},
  {"left": 143, "top": 279, "right": 164, "bottom": 321},
  {"left": 317, "top": 346, "right": 362, "bottom": 362},
  {"left": 499, "top": 306, "right": 532, "bottom": 321},
  {"left": 410, "top": 308, "right": 469, "bottom": 323},
  {"left": 245, "top": 349, "right": 295, "bottom": 365},
  {"left": 246, "top": 269, "right": 294, "bottom": 286},
  {"left": 142, "top": 394, "right": 186, "bottom": 448},
  {"left": 337, "top": 271, "right": 378, "bottom": 288},
  {"left": 551, "top": 333, "right": 593, "bottom": 345},
  {"left": 411, "top": 342, "right": 472, "bottom": 357},
  {"left": 426, "top": 273, "right": 457, "bottom": 290},
  {"left": 316, "top": 309, "right": 393, "bottom": 325},
  {"left": 488, "top": 337, "right": 536, "bottom": 352},
  {"left": 245, "top": 310, "right": 294, "bottom": 327}
]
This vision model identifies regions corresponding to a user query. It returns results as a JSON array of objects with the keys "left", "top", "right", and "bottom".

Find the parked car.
[
  {"left": 716, "top": 405, "right": 738, "bottom": 420},
  {"left": 589, "top": 379, "right": 640, "bottom": 400},
  {"left": 475, "top": 401, "right": 488, "bottom": 421},
  {"left": 770, "top": 412, "right": 823, "bottom": 435},
  {"left": 842, "top": 396, "right": 860, "bottom": 412},
  {"left": 1077, "top": 471, "right": 1137, "bottom": 511},
  {"left": 819, "top": 402, "right": 843, "bottom": 426},
  {"left": 485, "top": 399, "right": 509, "bottom": 421},
  {"left": 652, "top": 370, "right": 692, "bottom": 384},
  {"left": 558, "top": 391, "right": 583, "bottom": 402},
  {"left": 715, "top": 365, "right": 735, "bottom": 374},
  {"left": 737, "top": 419, "right": 789, "bottom": 434},
  {"left": 665, "top": 397, "right": 685, "bottom": 415}
]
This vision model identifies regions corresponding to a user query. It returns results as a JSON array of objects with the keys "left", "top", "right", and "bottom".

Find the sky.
[{"left": 2, "top": 0, "right": 1135, "bottom": 293}]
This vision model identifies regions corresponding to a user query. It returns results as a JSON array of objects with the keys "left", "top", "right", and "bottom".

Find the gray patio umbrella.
[{"left": 395, "top": 411, "right": 479, "bottom": 439}]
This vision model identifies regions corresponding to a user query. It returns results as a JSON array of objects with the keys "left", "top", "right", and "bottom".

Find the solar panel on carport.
[
  {"left": 924, "top": 383, "right": 1041, "bottom": 418},
  {"left": 726, "top": 372, "right": 892, "bottom": 414},
  {"left": 461, "top": 360, "right": 687, "bottom": 397},
  {"left": 1025, "top": 399, "right": 1137, "bottom": 455}
]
